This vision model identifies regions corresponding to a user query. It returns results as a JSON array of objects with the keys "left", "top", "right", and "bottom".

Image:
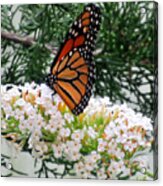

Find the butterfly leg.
[{"left": 51, "top": 91, "right": 56, "bottom": 103}]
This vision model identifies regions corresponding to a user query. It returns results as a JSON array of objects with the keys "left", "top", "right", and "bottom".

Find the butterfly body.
[
  {"left": 46, "top": 4, "right": 101, "bottom": 115},
  {"left": 46, "top": 74, "right": 57, "bottom": 90}
]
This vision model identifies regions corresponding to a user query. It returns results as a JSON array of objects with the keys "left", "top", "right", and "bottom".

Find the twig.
[
  {"left": 1, "top": 31, "right": 34, "bottom": 46},
  {"left": 1, "top": 30, "right": 101, "bottom": 56},
  {"left": 1, "top": 31, "right": 58, "bottom": 55}
]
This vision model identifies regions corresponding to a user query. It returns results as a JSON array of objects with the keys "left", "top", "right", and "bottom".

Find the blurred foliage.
[{"left": 1, "top": 2, "right": 157, "bottom": 118}]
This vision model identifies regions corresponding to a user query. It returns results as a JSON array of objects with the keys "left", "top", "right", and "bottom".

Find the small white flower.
[
  {"left": 45, "top": 121, "right": 57, "bottom": 133},
  {"left": 97, "top": 167, "right": 107, "bottom": 179},
  {"left": 70, "top": 151, "right": 81, "bottom": 161},
  {"left": 131, "top": 156, "right": 149, "bottom": 170},
  {"left": 80, "top": 169, "right": 91, "bottom": 179},
  {"left": 32, "top": 141, "right": 48, "bottom": 158},
  {"left": 1, "top": 119, "right": 7, "bottom": 129},
  {"left": 35, "top": 97, "right": 45, "bottom": 105},
  {"left": 115, "top": 134, "right": 127, "bottom": 144},
  {"left": 39, "top": 84, "right": 53, "bottom": 99},
  {"left": 114, "top": 148, "right": 125, "bottom": 159},
  {"left": 104, "top": 122, "right": 116, "bottom": 139},
  {"left": 25, "top": 104, "right": 36, "bottom": 116},
  {"left": 30, "top": 129, "right": 42, "bottom": 142},
  {"left": 66, "top": 140, "right": 82, "bottom": 153},
  {"left": 52, "top": 144, "right": 62, "bottom": 158},
  {"left": 108, "top": 160, "right": 126, "bottom": 178},
  {"left": 71, "top": 130, "right": 84, "bottom": 141},
  {"left": 89, "top": 151, "right": 101, "bottom": 163},
  {"left": 14, "top": 108, "right": 24, "bottom": 120},
  {"left": 87, "top": 126, "right": 97, "bottom": 139},
  {"left": 85, "top": 160, "right": 94, "bottom": 171},
  {"left": 44, "top": 105, "right": 57, "bottom": 115},
  {"left": 74, "top": 161, "right": 84, "bottom": 174},
  {"left": 2, "top": 104, "right": 12, "bottom": 115},
  {"left": 98, "top": 138, "right": 107, "bottom": 152},
  {"left": 107, "top": 139, "right": 117, "bottom": 150},
  {"left": 35, "top": 114, "right": 46, "bottom": 129},
  {"left": 64, "top": 113, "right": 74, "bottom": 123},
  {"left": 124, "top": 141, "right": 136, "bottom": 152},
  {"left": 2, "top": 94, "right": 12, "bottom": 102},
  {"left": 19, "top": 120, "right": 28, "bottom": 132},
  {"left": 1, "top": 84, "right": 154, "bottom": 180},
  {"left": 60, "top": 128, "right": 71, "bottom": 137},
  {"left": 83, "top": 152, "right": 100, "bottom": 172},
  {"left": 63, "top": 143, "right": 70, "bottom": 154},
  {"left": 14, "top": 98, "right": 26, "bottom": 107}
]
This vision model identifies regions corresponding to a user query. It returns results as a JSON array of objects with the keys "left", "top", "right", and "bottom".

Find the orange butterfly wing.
[{"left": 49, "top": 4, "right": 101, "bottom": 115}]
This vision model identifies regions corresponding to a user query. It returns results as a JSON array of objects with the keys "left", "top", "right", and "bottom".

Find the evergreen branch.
[
  {"left": 1, "top": 153, "right": 11, "bottom": 159},
  {"left": 1, "top": 31, "right": 100, "bottom": 56},
  {"left": 1, "top": 173, "right": 13, "bottom": 177},
  {"left": 1, "top": 31, "right": 34, "bottom": 46},
  {"left": 1, "top": 153, "right": 28, "bottom": 176},
  {"left": 1, "top": 31, "right": 57, "bottom": 54}
]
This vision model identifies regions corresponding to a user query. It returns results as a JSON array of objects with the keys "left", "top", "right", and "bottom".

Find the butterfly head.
[{"left": 45, "top": 73, "right": 56, "bottom": 90}]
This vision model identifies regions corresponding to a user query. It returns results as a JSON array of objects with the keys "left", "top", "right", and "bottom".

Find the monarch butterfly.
[{"left": 46, "top": 4, "right": 101, "bottom": 115}]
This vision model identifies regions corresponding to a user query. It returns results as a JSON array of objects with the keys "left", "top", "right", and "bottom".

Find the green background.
[{"left": 1, "top": 2, "right": 158, "bottom": 118}]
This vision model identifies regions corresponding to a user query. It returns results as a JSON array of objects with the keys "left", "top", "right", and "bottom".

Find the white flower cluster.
[{"left": 1, "top": 83, "right": 154, "bottom": 180}]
